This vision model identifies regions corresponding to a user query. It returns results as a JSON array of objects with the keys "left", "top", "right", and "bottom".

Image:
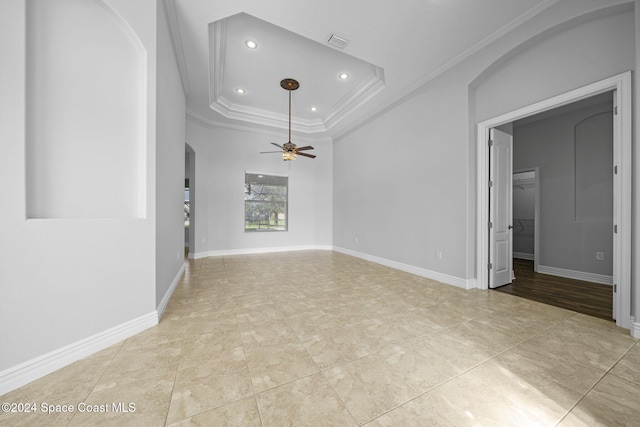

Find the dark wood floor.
[{"left": 493, "top": 258, "right": 613, "bottom": 321}]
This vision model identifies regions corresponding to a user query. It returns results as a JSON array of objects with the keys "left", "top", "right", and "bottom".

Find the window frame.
[{"left": 244, "top": 172, "right": 289, "bottom": 232}]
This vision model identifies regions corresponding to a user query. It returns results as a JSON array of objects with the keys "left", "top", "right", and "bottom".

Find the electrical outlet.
[
  {"left": 596, "top": 252, "right": 604, "bottom": 261},
  {"left": 436, "top": 250, "right": 443, "bottom": 260},
  {"left": 354, "top": 237, "right": 358, "bottom": 244}
]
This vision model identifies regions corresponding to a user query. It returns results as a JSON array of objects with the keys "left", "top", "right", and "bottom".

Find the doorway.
[
  {"left": 493, "top": 101, "right": 616, "bottom": 319},
  {"left": 185, "top": 143, "right": 196, "bottom": 259},
  {"left": 512, "top": 169, "right": 538, "bottom": 270},
  {"left": 476, "top": 71, "right": 632, "bottom": 331},
  {"left": 184, "top": 178, "right": 190, "bottom": 257}
]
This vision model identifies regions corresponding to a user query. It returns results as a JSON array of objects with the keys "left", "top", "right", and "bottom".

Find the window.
[{"left": 245, "top": 173, "right": 288, "bottom": 231}]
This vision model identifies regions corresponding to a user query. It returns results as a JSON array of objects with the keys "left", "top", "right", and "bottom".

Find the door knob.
[{"left": 508, "top": 225, "right": 513, "bottom": 229}]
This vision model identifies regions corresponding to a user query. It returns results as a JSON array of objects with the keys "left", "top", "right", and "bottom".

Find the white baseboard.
[
  {"left": 333, "top": 246, "right": 475, "bottom": 290},
  {"left": 537, "top": 265, "right": 613, "bottom": 285},
  {"left": 631, "top": 317, "right": 640, "bottom": 339},
  {"left": 191, "top": 245, "right": 332, "bottom": 259},
  {"left": 191, "top": 245, "right": 473, "bottom": 289},
  {"left": 0, "top": 312, "right": 157, "bottom": 396},
  {"left": 157, "top": 261, "right": 186, "bottom": 320},
  {"left": 513, "top": 252, "right": 534, "bottom": 260}
]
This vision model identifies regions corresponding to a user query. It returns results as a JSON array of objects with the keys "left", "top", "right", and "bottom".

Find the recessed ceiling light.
[
  {"left": 236, "top": 88, "right": 246, "bottom": 94},
  {"left": 310, "top": 106, "right": 318, "bottom": 112},
  {"left": 245, "top": 40, "right": 257, "bottom": 49},
  {"left": 339, "top": 73, "right": 349, "bottom": 80}
]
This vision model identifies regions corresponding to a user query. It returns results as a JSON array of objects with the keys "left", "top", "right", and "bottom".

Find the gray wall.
[
  {"left": 0, "top": 0, "right": 158, "bottom": 374},
  {"left": 334, "top": 2, "right": 634, "bottom": 286},
  {"left": 513, "top": 102, "right": 613, "bottom": 276},
  {"left": 186, "top": 119, "right": 333, "bottom": 256},
  {"left": 156, "top": 0, "right": 187, "bottom": 308}
]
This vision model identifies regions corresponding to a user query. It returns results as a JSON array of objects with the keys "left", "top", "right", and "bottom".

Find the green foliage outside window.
[{"left": 245, "top": 173, "right": 288, "bottom": 231}]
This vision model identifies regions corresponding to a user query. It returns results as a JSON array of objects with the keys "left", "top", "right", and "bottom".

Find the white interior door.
[
  {"left": 477, "top": 72, "right": 631, "bottom": 330},
  {"left": 489, "top": 128, "right": 513, "bottom": 289}
]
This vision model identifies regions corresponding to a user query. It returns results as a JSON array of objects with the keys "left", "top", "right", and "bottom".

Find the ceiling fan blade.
[
  {"left": 297, "top": 152, "right": 316, "bottom": 159},
  {"left": 270, "top": 142, "right": 284, "bottom": 149},
  {"left": 295, "top": 146, "right": 314, "bottom": 151},
  {"left": 260, "top": 151, "right": 282, "bottom": 154}
]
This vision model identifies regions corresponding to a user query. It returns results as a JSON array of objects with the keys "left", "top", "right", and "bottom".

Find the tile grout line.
[
  {"left": 76, "top": 251, "right": 630, "bottom": 426},
  {"left": 359, "top": 311, "right": 582, "bottom": 425},
  {"left": 166, "top": 264, "right": 265, "bottom": 426},
  {"left": 252, "top": 308, "right": 361, "bottom": 425},
  {"left": 235, "top": 308, "right": 264, "bottom": 427},
  {"left": 270, "top": 293, "right": 572, "bottom": 424},
  {"left": 64, "top": 340, "right": 127, "bottom": 427},
  {"left": 162, "top": 340, "right": 183, "bottom": 427},
  {"left": 554, "top": 338, "right": 640, "bottom": 426}
]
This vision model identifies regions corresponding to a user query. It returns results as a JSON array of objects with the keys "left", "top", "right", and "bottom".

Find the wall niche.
[{"left": 26, "top": 0, "right": 146, "bottom": 218}]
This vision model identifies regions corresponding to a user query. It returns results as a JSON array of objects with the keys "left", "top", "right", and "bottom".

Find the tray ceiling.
[{"left": 165, "top": 0, "right": 558, "bottom": 138}]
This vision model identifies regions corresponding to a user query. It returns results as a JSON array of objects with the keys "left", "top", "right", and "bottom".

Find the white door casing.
[{"left": 476, "top": 71, "right": 632, "bottom": 331}]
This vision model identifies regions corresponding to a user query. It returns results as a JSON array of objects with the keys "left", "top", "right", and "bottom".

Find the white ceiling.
[{"left": 166, "top": 0, "right": 558, "bottom": 139}]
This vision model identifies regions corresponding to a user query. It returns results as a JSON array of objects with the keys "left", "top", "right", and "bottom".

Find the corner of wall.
[
  {"left": 157, "top": 261, "right": 186, "bottom": 319},
  {"left": 631, "top": 317, "right": 640, "bottom": 339},
  {"left": 333, "top": 246, "right": 474, "bottom": 290}
]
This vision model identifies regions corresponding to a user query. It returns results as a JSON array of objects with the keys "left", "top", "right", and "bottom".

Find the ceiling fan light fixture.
[
  {"left": 235, "top": 87, "right": 246, "bottom": 94},
  {"left": 339, "top": 72, "right": 349, "bottom": 80},
  {"left": 245, "top": 40, "right": 257, "bottom": 49},
  {"left": 283, "top": 140, "right": 297, "bottom": 160},
  {"left": 260, "top": 79, "right": 316, "bottom": 161}
]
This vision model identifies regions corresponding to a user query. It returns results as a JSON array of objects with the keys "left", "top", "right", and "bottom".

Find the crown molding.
[
  {"left": 209, "top": 17, "right": 226, "bottom": 106},
  {"left": 186, "top": 109, "right": 329, "bottom": 143},
  {"left": 210, "top": 95, "right": 327, "bottom": 133},
  {"left": 397, "top": 0, "right": 562, "bottom": 101},
  {"left": 323, "top": 65, "right": 385, "bottom": 131},
  {"left": 207, "top": 15, "right": 385, "bottom": 134},
  {"left": 162, "top": 0, "right": 190, "bottom": 94},
  {"left": 331, "top": 0, "right": 562, "bottom": 141}
]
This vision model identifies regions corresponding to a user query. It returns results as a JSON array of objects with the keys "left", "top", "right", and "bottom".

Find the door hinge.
[
  {"left": 614, "top": 165, "right": 618, "bottom": 175},
  {"left": 488, "top": 139, "right": 494, "bottom": 147},
  {"left": 488, "top": 222, "right": 493, "bottom": 229},
  {"left": 488, "top": 262, "right": 493, "bottom": 270},
  {"left": 488, "top": 180, "right": 494, "bottom": 188},
  {"left": 614, "top": 106, "right": 618, "bottom": 115},
  {"left": 614, "top": 284, "right": 617, "bottom": 293},
  {"left": 614, "top": 224, "right": 618, "bottom": 234}
]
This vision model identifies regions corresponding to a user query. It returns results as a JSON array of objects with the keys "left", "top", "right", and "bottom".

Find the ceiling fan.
[{"left": 260, "top": 78, "right": 316, "bottom": 161}]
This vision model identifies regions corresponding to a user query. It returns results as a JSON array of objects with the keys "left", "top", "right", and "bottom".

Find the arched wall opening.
[{"left": 467, "top": 4, "right": 634, "bottom": 332}]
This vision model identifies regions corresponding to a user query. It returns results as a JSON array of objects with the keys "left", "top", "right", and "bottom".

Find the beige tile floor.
[{"left": 1, "top": 250, "right": 639, "bottom": 426}]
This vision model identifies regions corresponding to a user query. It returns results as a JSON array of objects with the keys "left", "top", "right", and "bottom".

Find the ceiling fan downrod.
[
  {"left": 281, "top": 78, "right": 299, "bottom": 144},
  {"left": 280, "top": 79, "right": 299, "bottom": 160},
  {"left": 259, "top": 79, "right": 315, "bottom": 160}
]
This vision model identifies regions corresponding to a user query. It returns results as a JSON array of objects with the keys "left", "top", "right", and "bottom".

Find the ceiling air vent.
[{"left": 328, "top": 34, "right": 349, "bottom": 49}]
